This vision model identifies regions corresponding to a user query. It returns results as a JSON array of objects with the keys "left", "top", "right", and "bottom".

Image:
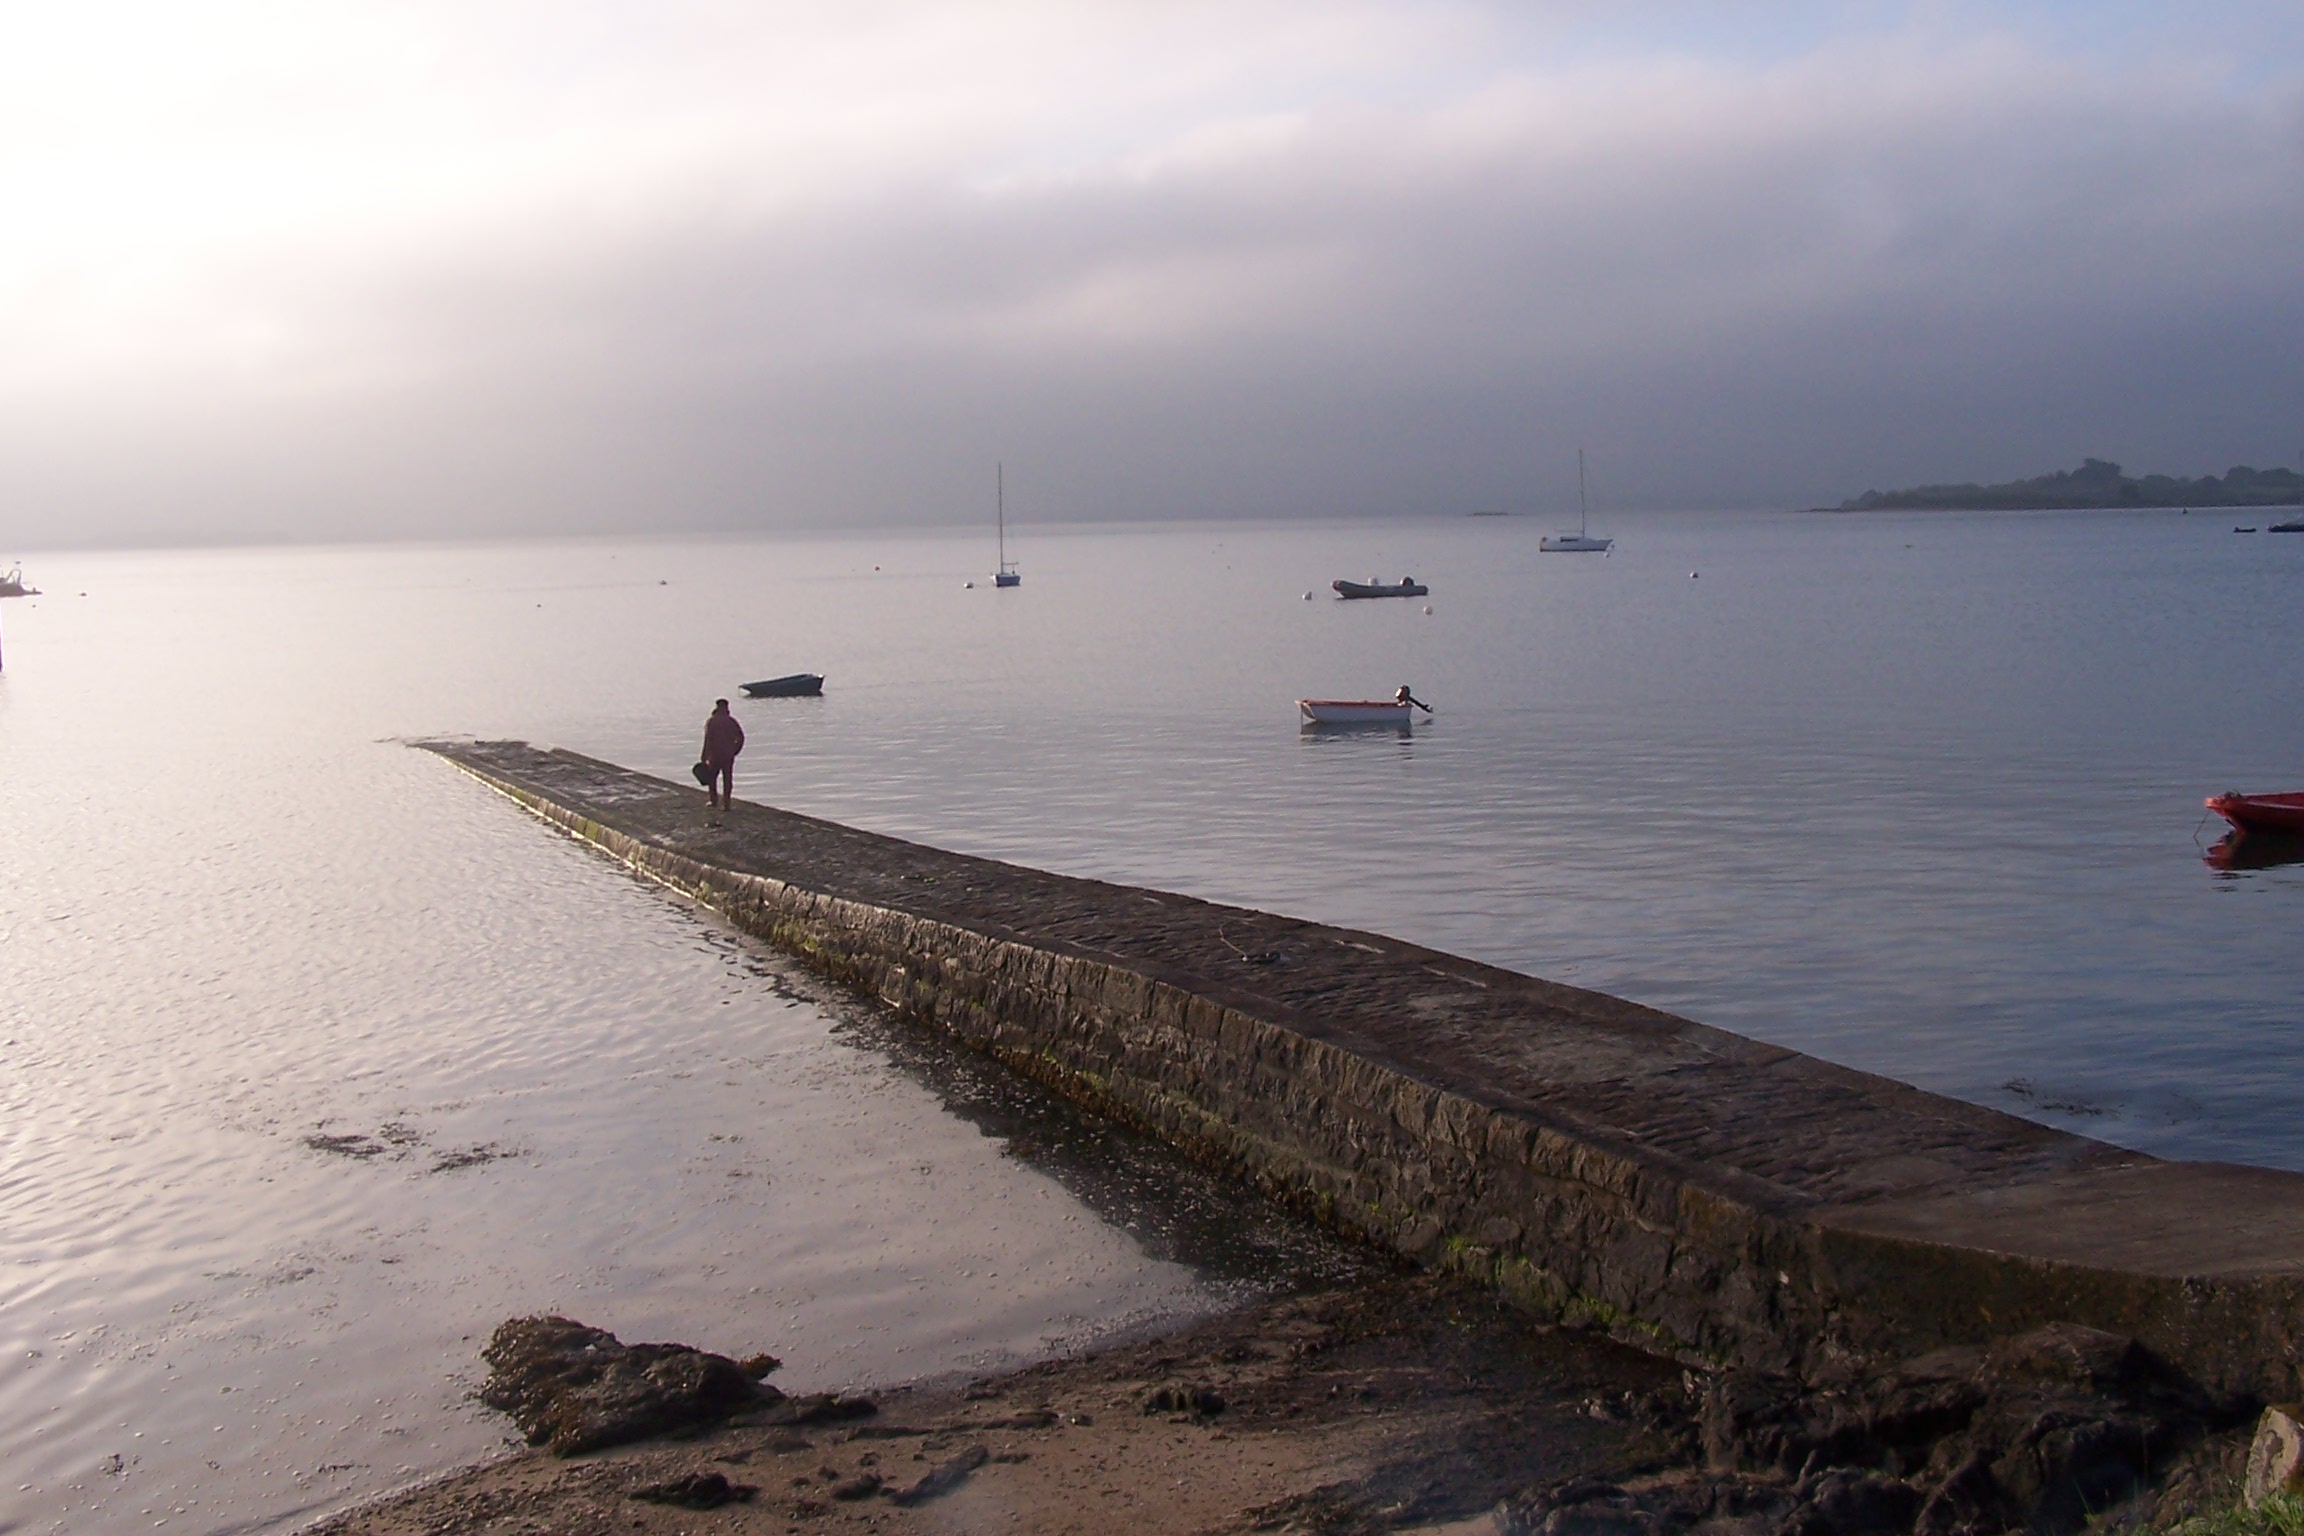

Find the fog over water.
[
  {"left": 4, "top": 1, "right": 2302, "bottom": 549},
  {"left": 2, "top": 510, "right": 2299, "bottom": 1533}
]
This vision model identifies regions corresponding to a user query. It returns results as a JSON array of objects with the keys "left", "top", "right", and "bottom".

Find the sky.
[{"left": 2, "top": 0, "right": 2300, "bottom": 548}]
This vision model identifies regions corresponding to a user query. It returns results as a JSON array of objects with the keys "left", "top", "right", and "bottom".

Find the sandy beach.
[
  {"left": 309, "top": 1259, "right": 2264, "bottom": 1536},
  {"left": 306, "top": 1274, "right": 1686, "bottom": 1536}
]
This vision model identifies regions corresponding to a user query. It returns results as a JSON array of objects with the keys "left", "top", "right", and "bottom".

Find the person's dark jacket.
[{"left": 702, "top": 712, "right": 745, "bottom": 768}]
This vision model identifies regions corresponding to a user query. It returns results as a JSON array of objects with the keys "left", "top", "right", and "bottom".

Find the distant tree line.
[{"left": 1841, "top": 458, "right": 2303, "bottom": 510}]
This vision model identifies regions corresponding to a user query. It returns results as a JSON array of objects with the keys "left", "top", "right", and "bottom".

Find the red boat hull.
[{"left": 2206, "top": 791, "right": 2304, "bottom": 836}]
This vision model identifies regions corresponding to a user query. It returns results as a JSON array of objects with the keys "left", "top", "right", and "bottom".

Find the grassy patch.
[{"left": 2168, "top": 1493, "right": 2304, "bottom": 1536}]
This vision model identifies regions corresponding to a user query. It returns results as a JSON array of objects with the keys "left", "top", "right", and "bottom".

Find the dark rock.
[
  {"left": 1509, "top": 1476, "right": 1672, "bottom": 1536},
  {"left": 1513, "top": 1469, "right": 1903, "bottom": 1536},
  {"left": 1982, "top": 1324, "right": 2144, "bottom": 1395},
  {"left": 1693, "top": 1324, "right": 2232, "bottom": 1536},
  {"left": 889, "top": 1444, "right": 989, "bottom": 1506},
  {"left": 629, "top": 1471, "right": 757, "bottom": 1509},
  {"left": 1510, "top": 1325, "right": 2223, "bottom": 1536},
  {"left": 1703, "top": 1361, "right": 1982, "bottom": 1478},
  {"left": 1538, "top": 1505, "right": 1657, "bottom": 1536},
  {"left": 1912, "top": 1444, "right": 1997, "bottom": 1536},
  {"left": 1798, "top": 1469, "right": 1921, "bottom": 1536},
  {"left": 1141, "top": 1383, "right": 1226, "bottom": 1417},
  {"left": 829, "top": 1472, "right": 882, "bottom": 1501},
  {"left": 737, "top": 1352, "right": 783, "bottom": 1380},
  {"left": 479, "top": 1316, "right": 780, "bottom": 1456},
  {"left": 769, "top": 1392, "right": 878, "bottom": 1425}
]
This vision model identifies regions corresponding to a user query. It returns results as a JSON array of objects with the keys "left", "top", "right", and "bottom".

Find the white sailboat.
[
  {"left": 993, "top": 463, "right": 1021, "bottom": 587},
  {"left": 1540, "top": 450, "right": 1613, "bottom": 553}
]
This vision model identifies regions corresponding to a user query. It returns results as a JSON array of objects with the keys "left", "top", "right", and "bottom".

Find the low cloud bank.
[{"left": 3, "top": 10, "right": 2298, "bottom": 546}]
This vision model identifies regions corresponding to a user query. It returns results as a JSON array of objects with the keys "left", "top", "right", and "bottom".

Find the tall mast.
[
  {"left": 997, "top": 461, "right": 1005, "bottom": 566},
  {"left": 1577, "top": 448, "right": 1588, "bottom": 537}
]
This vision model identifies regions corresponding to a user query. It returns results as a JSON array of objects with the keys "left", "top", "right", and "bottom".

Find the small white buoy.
[
  {"left": 1689, "top": 571, "right": 1699, "bottom": 579},
  {"left": 1303, "top": 591, "right": 1313, "bottom": 600},
  {"left": 1423, "top": 605, "right": 1433, "bottom": 615},
  {"left": 963, "top": 580, "right": 974, "bottom": 589}
]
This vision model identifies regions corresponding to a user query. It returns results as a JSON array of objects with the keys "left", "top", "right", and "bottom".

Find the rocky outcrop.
[
  {"left": 1512, "top": 1323, "right": 2244, "bottom": 1536},
  {"left": 480, "top": 1317, "right": 781, "bottom": 1456}
]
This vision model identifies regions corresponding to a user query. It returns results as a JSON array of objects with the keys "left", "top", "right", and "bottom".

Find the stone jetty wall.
[{"left": 423, "top": 742, "right": 2304, "bottom": 1403}]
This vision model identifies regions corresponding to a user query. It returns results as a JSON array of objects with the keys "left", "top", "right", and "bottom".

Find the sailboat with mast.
[
  {"left": 993, "top": 463, "right": 1021, "bottom": 587},
  {"left": 1540, "top": 450, "right": 1613, "bottom": 553}
]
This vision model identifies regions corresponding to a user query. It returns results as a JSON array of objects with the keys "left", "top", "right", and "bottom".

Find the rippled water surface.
[{"left": 3, "top": 512, "right": 2300, "bottom": 1533}]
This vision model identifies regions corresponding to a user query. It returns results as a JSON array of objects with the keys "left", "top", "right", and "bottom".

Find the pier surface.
[{"left": 422, "top": 741, "right": 2304, "bottom": 1397}]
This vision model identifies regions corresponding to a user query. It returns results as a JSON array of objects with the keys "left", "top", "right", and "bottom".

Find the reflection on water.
[
  {"left": 834, "top": 1010, "right": 1388, "bottom": 1292},
  {"left": 2205, "top": 830, "right": 2304, "bottom": 872},
  {"left": 2, "top": 511, "right": 2301, "bottom": 1535},
  {"left": 1299, "top": 720, "right": 1417, "bottom": 740}
]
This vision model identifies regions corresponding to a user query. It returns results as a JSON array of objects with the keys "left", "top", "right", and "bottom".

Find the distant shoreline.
[
  {"left": 1800, "top": 501, "right": 2304, "bottom": 514},
  {"left": 1830, "top": 457, "right": 2301, "bottom": 513}
]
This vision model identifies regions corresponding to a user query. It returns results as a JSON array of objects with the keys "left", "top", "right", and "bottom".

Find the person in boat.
[
  {"left": 1394, "top": 685, "right": 1428, "bottom": 711},
  {"left": 701, "top": 698, "right": 746, "bottom": 818}
]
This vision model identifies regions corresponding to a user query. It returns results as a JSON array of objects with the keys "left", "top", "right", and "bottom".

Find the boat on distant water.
[
  {"left": 2206, "top": 791, "right": 2304, "bottom": 837},
  {"left": 1299, "top": 699, "right": 1416, "bottom": 724},
  {"left": 1299, "top": 688, "right": 1431, "bottom": 725},
  {"left": 2271, "top": 520, "right": 2304, "bottom": 533},
  {"left": 1332, "top": 577, "right": 1427, "bottom": 599},
  {"left": 1541, "top": 450, "right": 1613, "bottom": 553},
  {"left": 993, "top": 462, "right": 1020, "bottom": 588},
  {"left": 740, "top": 673, "right": 824, "bottom": 698},
  {"left": 0, "top": 563, "right": 36, "bottom": 598}
]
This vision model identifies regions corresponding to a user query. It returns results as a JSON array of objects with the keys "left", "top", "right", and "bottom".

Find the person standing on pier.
[{"left": 701, "top": 698, "right": 745, "bottom": 819}]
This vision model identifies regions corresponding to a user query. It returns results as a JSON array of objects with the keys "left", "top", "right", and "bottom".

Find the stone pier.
[{"left": 421, "top": 740, "right": 2304, "bottom": 1402}]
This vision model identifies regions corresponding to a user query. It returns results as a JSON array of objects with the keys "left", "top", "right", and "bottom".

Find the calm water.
[{"left": 3, "top": 510, "right": 2300, "bottom": 1533}]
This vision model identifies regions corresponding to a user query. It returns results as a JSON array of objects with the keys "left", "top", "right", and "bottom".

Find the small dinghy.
[
  {"left": 1299, "top": 687, "right": 1431, "bottom": 725},
  {"left": 2206, "top": 790, "right": 2304, "bottom": 836},
  {"left": 1299, "top": 699, "right": 1415, "bottom": 724},
  {"left": 740, "top": 673, "right": 825, "bottom": 698},
  {"left": 1331, "top": 577, "right": 1427, "bottom": 599}
]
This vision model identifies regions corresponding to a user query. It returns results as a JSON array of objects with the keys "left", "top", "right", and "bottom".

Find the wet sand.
[{"left": 306, "top": 1275, "right": 1685, "bottom": 1535}]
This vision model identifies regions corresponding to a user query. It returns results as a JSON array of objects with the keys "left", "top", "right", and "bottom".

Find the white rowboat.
[{"left": 1298, "top": 699, "right": 1417, "bottom": 724}]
